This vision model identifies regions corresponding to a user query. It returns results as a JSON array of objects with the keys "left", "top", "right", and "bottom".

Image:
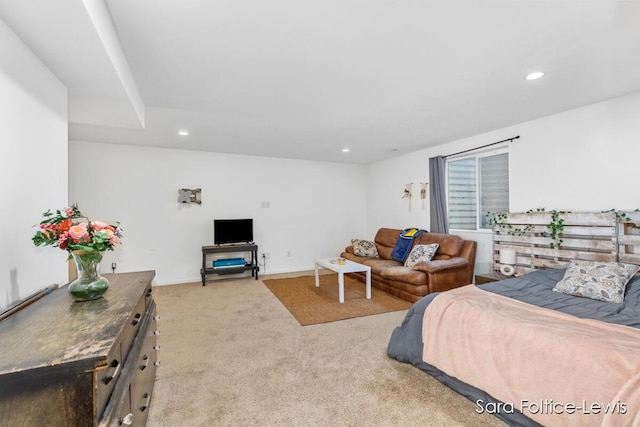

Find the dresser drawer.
[
  {"left": 96, "top": 290, "right": 146, "bottom": 421},
  {"left": 97, "top": 285, "right": 148, "bottom": 418},
  {"left": 144, "top": 286, "right": 153, "bottom": 308},
  {"left": 120, "top": 288, "right": 149, "bottom": 361},
  {"left": 99, "top": 300, "right": 158, "bottom": 427},
  {"left": 130, "top": 304, "right": 158, "bottom": 427},
  {"left": 96, "top": 338, "right": 124, "bottom": 418},
  {"left": 108, "top": 387, "right": 132, "bottom": 427}
]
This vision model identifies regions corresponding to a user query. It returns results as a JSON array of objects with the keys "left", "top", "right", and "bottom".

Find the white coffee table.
[{"left": 314, "top": 258, "right": 371, "bottom": 303}]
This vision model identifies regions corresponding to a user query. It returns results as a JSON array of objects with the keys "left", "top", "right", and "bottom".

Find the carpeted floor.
[
  {"left": 147, "top": 273, "right": 507, "bottom": 427},
  {"left": 263, "top": 274, "right": 412, "bottom": 325}
]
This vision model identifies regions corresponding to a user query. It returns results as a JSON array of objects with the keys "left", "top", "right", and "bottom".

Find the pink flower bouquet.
[{"left": 32, "top": 205, "right": 122, "bottom": 254}]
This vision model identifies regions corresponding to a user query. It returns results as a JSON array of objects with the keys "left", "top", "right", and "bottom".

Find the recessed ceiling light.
[
  {"left": 342, "top": 148, "right": 350, "bottom": 153},
  {"left": 178, "top": 130, "right": 190, "bottom": 136},
  {"left": 524, "top": 71, "right": 545, "bottom": 81}
]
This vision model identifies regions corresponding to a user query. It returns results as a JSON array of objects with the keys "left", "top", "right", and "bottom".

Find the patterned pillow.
[
  {"left": 404, "top": 244, "right": 439, "bottom": 268},
  {"left": 553, "top": 261, "right": 639, "bottom": 303},
  {"left": 351, "top": 239, "right": 379, "bottom": 258}
]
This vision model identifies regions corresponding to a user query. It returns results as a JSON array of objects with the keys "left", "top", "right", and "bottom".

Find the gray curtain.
[{"left": 429, "top": 156, "right": 449, "bottom": 234}]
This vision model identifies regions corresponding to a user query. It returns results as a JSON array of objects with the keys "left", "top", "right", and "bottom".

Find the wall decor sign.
[{"left": 178, "top": 188, "right": 201, "bottom": 204}]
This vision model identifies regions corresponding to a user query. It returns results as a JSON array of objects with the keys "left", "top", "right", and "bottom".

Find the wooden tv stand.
[{"left": 201, "top": 243, "right": 259, "bottom": 285}]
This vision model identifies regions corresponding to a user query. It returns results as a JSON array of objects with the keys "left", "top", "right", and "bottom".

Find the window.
[{"left": 447, "top": 151, "right": 509, "bottom": 230}]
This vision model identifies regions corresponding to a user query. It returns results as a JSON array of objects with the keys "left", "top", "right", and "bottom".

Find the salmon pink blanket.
[{"left": 422, "top": 285, "right": 640, "bottom": 426}]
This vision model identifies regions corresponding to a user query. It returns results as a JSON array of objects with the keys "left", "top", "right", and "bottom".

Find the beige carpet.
[
  {"left": 263, "top": 274, "right": 412, "bottom": 325},
  {"left": 147, "top": 273, "right": 507, "bottom": 427}
]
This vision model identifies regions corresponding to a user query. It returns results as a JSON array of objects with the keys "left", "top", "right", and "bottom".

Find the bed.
[{"left": 386, "top": 211, "right": 640, "bottom": 427}]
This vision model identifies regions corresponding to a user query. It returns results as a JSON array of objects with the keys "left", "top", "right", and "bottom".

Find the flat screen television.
[{"left": 214, "top": 218, "right": 253, "bottom": 245}]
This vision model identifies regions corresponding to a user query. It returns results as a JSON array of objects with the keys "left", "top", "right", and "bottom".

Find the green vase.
[{"left": 68, "top": 251, "right": 109, "bottom": 301}]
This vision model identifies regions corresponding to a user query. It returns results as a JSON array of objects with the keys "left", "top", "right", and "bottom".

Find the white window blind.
[
  {"left": 447, "top": 152, "right": 509, "bottom": 230},
  {"left": 447, "top": 158, "right": 476, "bottom": 230}
]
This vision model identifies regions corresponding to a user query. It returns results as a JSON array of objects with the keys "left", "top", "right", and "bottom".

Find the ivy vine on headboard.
[
  {"left": 602, "top": 208, "right": 640, "bottom": 227},
  {"left": 487, "top": 207, "right": 639, "bottom": 250},
  {"left": 485, "top": 211, "right": 534, "bottom": 236}
]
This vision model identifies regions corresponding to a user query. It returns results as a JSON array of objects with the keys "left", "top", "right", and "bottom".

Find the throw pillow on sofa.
[
  {"left": 404, "top": 244, "right": 439, "bottom": 268},
  {"left": 351, "top": 239, "right": 379, "bottom": 257}
]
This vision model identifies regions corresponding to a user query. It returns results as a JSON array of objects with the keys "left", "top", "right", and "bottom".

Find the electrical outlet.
[{"left": 111, "top": 262, "right": 116, "bottom": 272}]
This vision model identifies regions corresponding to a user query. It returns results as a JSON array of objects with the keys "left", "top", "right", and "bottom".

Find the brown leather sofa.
[{"left": 341, "top": 228, "right": 477, "bottom": 303}]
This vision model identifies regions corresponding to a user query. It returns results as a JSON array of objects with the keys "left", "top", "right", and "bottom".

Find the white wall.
[
  {"left": 6, "top": 1, "right": 637, "bottom": 296},
  {"left": 68, "top": 142, "right": 367, "bottom": 285},
  {"left": 509, "top": 92, "right": 640, "bottom": 211},
  {"left": 0, "top": 18, "right": 68, "bottom": 311},
  {"left": 366, "top": 90, "right": 640, "bottom": 275},
  {"left": 69, "top": 91, "right": 640, "bottom": 285}
]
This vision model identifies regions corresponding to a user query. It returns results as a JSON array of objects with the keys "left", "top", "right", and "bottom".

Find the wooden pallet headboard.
[{"left": 492, "top": 211, "right": 640, "bottom": 274}]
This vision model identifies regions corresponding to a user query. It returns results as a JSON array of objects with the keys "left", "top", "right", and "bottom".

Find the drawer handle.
[
  {"left": 146, "top": 288, "right": 153, "bottom": 297},
  {"left": 139, "top": 392, "right": 151, "bottom": 412},
  {"left": 140, "top": 354, "right": 149, "bottom": 371},
  {"left": 153, "top": 329, "right": 160, "bottom": 336},
  {"left": 154, "top": 315, "right": 160, "bottom": 321},
  {"left": 153, "top": 345, "right": 160, "bottom": 351},
  {"left": 119, "top": 413, "right": 134, "bottom": 425},
  {"left": 131, "top": 313, "right": 142, "bottom": 326},
  {"left": 102, "top": 359, "right": 121, "bottom": 385},
  {"left": 154, "top": 361, "right": 161, "bottom": 367}
]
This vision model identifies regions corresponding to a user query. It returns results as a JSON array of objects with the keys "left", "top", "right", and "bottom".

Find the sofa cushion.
[
  {"left": 379, "top": 266, "right": 428, "bottom": 286},
  {"left": 362, "top": 259, "right": 403, "bottom": 275},
  {"left": 374, "top": 228, "right": 402, "bottom": 260},
  {"left": 404, "top": 244, "right": 439, "bottom": 268},
  {"left": 340, "top": 251, "right": 376, "bottom": 265}
]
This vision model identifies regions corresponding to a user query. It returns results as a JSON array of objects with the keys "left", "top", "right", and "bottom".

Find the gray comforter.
[{"left": 386, "top": 269, "right": 640, "bottom": 426}]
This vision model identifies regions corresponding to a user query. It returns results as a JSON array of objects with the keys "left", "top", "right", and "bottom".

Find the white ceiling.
[{"left": 2, "top": 0, "right": 640, "bottom": 164}]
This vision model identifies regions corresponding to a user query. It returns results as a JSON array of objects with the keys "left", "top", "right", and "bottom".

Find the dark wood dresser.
[{"left": 0, "top": 271, "right": 159, "bottom": 427}]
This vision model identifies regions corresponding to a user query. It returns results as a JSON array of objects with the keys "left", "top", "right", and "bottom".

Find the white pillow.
[{"left": 404, "top": 244, "right": 439, "bottom": 268}]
